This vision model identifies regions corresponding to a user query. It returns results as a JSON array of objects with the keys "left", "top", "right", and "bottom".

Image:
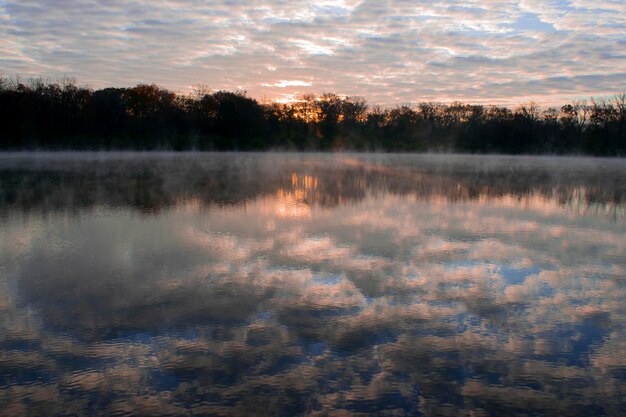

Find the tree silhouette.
[{"left": 0, "top": 77, "right": 624, "bottom": 155}]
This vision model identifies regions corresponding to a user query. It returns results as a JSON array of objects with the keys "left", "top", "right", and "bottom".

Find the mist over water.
[{"left": 0, "top": 153, "right": 625, "bottom": 416}]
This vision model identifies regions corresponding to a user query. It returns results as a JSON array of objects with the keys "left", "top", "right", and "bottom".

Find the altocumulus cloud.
[{"left": 0, "top": 0, "right": 624, "bottom": 105}]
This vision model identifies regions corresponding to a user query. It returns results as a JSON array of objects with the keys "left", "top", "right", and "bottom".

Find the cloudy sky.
[{"left": 1, "top": 0, "right": 625, "bottom": 106}]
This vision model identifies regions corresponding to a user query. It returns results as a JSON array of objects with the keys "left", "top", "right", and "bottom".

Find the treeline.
[{"left": 1, "top": 78, "right": 625, "bottom": 154}]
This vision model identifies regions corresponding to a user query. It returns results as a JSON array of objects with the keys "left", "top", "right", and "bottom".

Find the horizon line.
[{"left": 2, "top": 74, "right": 624, "bottom": 110}]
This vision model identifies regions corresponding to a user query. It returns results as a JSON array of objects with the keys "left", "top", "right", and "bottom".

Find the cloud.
[
  {"left": 261, "top": 79, "right": 312, "bottom": 87},
  {"left": 0, "top": 0, "right": 624, "bottom": 105}
]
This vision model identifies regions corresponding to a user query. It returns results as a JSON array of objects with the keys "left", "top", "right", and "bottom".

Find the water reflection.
[
  {"left": 0, "top": 153, "right": 624, "bottom": 216},
  {"left": 0, "top": 153, "right": 625, "bottom": 416}
]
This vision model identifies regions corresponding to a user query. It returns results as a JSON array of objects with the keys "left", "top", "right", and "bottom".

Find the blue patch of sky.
[
  {"left": 6, "top": 28, "right": 35, "bottom": 36},
  {"left": 446, "top": 6, "right": 486, "bottom": 14},
  {"left": 313, "top": 5, "right": 350, "bottom": 17},
  {"left": 446, "top": 28, "right": 497, "bottom": 38},
  {"left": 508, "top": 13, "right": 556, "bottom": 33},
  {"left": 362, "top": 35, "right": 405, "bottom": 45},
  {"left": 602, "top": 23, "right": 626, "bottom": 30},
  {"left": 140, "top": 19, "right": 167, "bottom": 25},
  {"left": 262, "top": 16, "right": 311, "bottom": 25},
  {"left": 554, "top": 0, "right": 573, "bottom": 8},
  {"left": 383, "top": 14, "right": 439, "bottom": 23}
]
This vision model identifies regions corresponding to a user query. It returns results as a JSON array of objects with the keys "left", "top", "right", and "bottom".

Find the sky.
[{"left": 1, "top": 0, "right": 625, "bottom": 106}]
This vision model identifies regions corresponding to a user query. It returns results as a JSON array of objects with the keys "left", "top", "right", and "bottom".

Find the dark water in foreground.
[{"left": 0, "top": 152, "right": 625, "bottom": 417}]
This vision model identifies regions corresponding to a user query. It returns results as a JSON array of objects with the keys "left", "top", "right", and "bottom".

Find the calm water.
[{"left": 0, "top": 153, "right": 625, "bottom": 417}]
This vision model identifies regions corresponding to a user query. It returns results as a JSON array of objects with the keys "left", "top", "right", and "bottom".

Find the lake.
[{"left": 0, "top": 152, "right": 625, "bottom": 416}]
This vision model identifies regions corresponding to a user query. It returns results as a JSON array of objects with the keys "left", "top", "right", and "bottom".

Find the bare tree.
[
  {"left": 518, "top": 101, "right": 540, "bottom": 125},
  {"left": 560, "top": 100, "right": 588, "bottom": 140},
  {"left": 613, "top": 92, "right": 626, "bottom": 144},
  {"left": 542, "top": 107, "right": 559, "bottom": 123},
  {"left": 192, "top": 84, "right": 211, "bottom": 99},
  {"left": 516, "top": 101, "right": 540, "bottom": 147}
]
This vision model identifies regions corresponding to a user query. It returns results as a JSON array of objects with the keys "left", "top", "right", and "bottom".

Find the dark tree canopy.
[{"left": 0, "top": 78, "right": 624, "bottom": 155}]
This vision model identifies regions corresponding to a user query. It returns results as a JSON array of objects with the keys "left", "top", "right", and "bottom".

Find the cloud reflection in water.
[{"left": 0, "top": 153, "right": 625, "bottom": 416}]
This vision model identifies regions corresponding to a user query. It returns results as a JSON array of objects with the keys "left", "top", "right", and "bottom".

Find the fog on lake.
[{"left": 0, "top": 153, "right": 625, "bottom": 416}]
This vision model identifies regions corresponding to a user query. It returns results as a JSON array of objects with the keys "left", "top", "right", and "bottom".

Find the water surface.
[{"left": 0, "top": 153, "right": 625, "bottom": 416}]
